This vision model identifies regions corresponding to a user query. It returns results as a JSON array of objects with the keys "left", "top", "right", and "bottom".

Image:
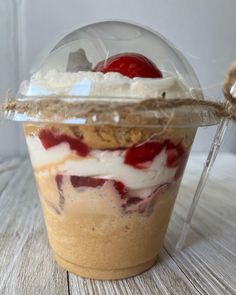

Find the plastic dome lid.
[{"left": 12, "top": 21, "right": 220, "bottom": 127}]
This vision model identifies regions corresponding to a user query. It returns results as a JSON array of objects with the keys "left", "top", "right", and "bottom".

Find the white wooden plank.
[
  {"left": 0, "top": 160, "right": 68, "bottom": 295},
  {"left": 0, "top": 158, "right": 21, "bottom": 194},
  {"left": 166, "top": 217, "right": 236, "bottom": 295},
  {"left": 188, "top": 153, "right": 236, "bottom": 179},
  {"left": 178, "top": 179, "right": 236, "bottom": 213},
  {"left": 164, "top": 160, "right": 236, "bottom": 295},
  {"left": 0, "top": 169, "right": 18, "bottom": 195},
  {"left": 176, "top": 163, "right": 236, "bottom": 253},
  {"left": 0, "top": 157, "right": 21, "bottom": 173}
]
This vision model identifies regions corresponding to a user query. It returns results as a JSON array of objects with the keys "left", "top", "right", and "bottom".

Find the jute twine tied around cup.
[{"left": 2, "top": 62, "right": 236, "bottom": 124}]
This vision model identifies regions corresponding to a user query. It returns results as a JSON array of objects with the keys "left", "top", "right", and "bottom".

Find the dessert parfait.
[{"left": 19, "top": 22, "right": 201, "bottom": 280}]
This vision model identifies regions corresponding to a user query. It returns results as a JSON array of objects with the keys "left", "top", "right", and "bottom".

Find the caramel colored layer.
[
  {"left": 35, "top": 171, "right": 179, "bottom": 279},
  {"left": 24, "top": 123, "right": 196, "bottom": 150}
]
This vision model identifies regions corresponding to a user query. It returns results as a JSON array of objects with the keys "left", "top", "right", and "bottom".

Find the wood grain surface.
[{"left": 0, "top": 154, "right": 235, "bottom": 295}]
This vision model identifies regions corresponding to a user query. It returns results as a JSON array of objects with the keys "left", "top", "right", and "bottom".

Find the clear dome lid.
[
  {"left": 9, "top": 21, "right": 221, "bottom": 126},
  {"left": 21, "top": 21, "right": 201, "bottom": 98}
]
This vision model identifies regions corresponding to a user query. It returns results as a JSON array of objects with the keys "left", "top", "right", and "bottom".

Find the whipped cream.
[
  {"left": 26, "top": 136, "right": 176, "bottom": 190},
  {"left": 20, "top": 70, "right": 192, "bottom": 99},
  {"left": 26, "top": 136, "right": 71, "bottom": 167},
  {"left": 60, "top": 150, "right": 176, "bottom": 190}
]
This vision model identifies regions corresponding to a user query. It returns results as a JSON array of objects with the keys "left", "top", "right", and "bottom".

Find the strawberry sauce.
[
  {"left": 124, "top": 140, "right": 185, "bottom": 169},
  {"left": 39, "top": 129, "right": 89, "bottom": 157}
]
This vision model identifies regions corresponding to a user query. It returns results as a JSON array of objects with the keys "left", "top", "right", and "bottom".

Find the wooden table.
[{"left": 0, "top": 154, "right": 235, "bottom": 295}]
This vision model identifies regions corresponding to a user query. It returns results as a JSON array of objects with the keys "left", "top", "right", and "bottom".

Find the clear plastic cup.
[
  {"left": 23, "top": 121, "right": 196, "bottom": 279},
  {"left": 2, "top": 21, "right": 221, "bottom": 279}
]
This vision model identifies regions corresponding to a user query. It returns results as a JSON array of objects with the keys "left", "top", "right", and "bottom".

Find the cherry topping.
[
  {"left": 93, "top": 52, "right": 162, "bottom": 79},
  {"left": 39, "top": 129, "right": 89, "bottom": 157}
]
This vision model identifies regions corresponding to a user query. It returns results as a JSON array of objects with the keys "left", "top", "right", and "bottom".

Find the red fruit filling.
[
  {"left": 39, "top": 129, "right": 89, "bottom": 157},
  {"left": 124, "top": 141, "right": 165, "bottom": 169},
  {"left": 69, "top": 175, "right": 165, "bottom": 213},
  {"left": 124, "top": 140, "right": 185, "bottom": 170},
  {"left": 40, "top": 127, "right": 186, "bottom": 180},
  {"left": 93, "top": 52, "right": 162, "bottom": 79},
  {"left": 113, "top": 181, "right": 127, "bottom": 199},
  {"left": 70, "top": 176, "right": 106, "bottom": 188},
  {"left": 70, "top": 176, "right": 127, "bottom": 199},
  {"left": 55, "top": 175, "right": 171, "bottom": 214}
]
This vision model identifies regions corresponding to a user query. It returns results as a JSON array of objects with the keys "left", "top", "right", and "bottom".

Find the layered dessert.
[{"left": 23, "top": 53, "right": 196, "bottom": 279}]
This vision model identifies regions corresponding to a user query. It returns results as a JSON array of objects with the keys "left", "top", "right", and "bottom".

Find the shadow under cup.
[{"left": 24, "top": 123, "right": 196, "bottom": 280}]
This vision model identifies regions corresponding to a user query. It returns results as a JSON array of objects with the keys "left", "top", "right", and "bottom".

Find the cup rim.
[{"left": 4, "top": 95, "right": 221, "bottom": 127}]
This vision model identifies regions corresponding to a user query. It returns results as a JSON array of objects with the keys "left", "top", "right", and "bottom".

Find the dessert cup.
[
  {"left": 24, "top": 122, "right": 196, "bottom": 279},
  {"left": 6, "top": 21, "right": 218, "bottom": 280}
]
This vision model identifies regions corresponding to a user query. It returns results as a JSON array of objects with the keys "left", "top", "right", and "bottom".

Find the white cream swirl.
[
  {"left": 26, "top": 136, "right": 176, "bottom": 190},
  {"left": 20, "top": 70, "right": 192, "bottom": 99}
]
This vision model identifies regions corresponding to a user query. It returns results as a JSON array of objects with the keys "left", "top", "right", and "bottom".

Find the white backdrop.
[{"left": 0, "top": 0, "right": 236, "bottom": 158}]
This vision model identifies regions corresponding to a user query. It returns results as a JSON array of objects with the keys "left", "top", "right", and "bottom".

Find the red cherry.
[
  {"left": 124, "top": 141, "right": 165, "bottom": 169},
  {"left": 39, "top": 129, "right": 89, "bottom": 157},
  {"left": 93, "top": 53, "right": 162, "bottom": 78}
]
